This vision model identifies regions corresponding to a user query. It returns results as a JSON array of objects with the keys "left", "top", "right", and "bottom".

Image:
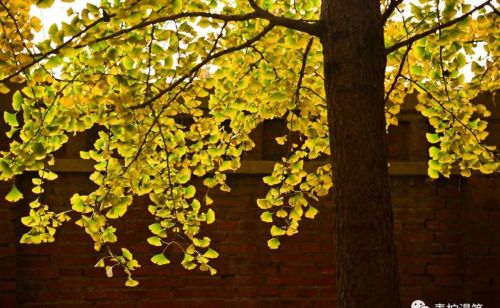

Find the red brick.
[
  {"left": 2, "top": 155, "right": 500, "bottom": 307},
  {"left": 0, "top": 295, "right": 16, "bottom": 307}
]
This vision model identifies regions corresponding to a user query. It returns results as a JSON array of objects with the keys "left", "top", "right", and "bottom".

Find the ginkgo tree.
[{"left": 1, "top": 0, "right": 498, "bottom": 306}]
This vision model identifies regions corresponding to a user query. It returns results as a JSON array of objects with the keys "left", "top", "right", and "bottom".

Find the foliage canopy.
[{"left": 0, "top": 0, "right": 498, "bottom": 286}]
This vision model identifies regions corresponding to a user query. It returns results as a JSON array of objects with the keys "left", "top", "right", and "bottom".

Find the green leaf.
[
  {"left": 0, "top": 83, "right": 9, "bottom": 94},
  {"left": 12, "top": 91, "right": 23, "bottom": 111},
  {"left": 203, "top": 177, "right": 217, "bottom": 188},
  {"left": 285, "top": 174, "right": 301, "bottom": 186},
  {"left": 3, "top": 112, "right": 19, "bottom": 127},
  {"left": 151, "top": 253, "right": 170, "bottom": 265},
  {"left": 48, "top": 23, "right": 58, "bottom": 37},
  {"left": 203, "top": 248, "right": 219, "bottom": 259},
  {"left": 94, "top": 258, "right": 105, "bottom": 267},
  {"left": 39, "top": 170, "right": 58, "bottom": 181},
  {"left": 206, "top": 208, "right": 215, "bottom": 224},
  {"left": 178, "top": 167, "right": 191, "bottom": 184},
  {"left": 0, "top": 159, "right": 13, "bottom": 178},
  {"left": 429, "top": 146, "right": 440, "bottom": 159},
  {"left": 32, "top": 142, "right": 45, "bottom": 159},
  {"left": 219, "top": 160, "right": 233, "bottom": 171},
  {"left": 480, "top": 162, "right": 500, "bottom": 174},
  {"left": 304, "top": 206, "right": 318, "bottom": 219},
  {"left": 267, "top": 237, "right": 280, "bottom": 249},
  {"left": 184, "top": 185, "right": 196, "bottom": 199},
  {"left": 32, "top": 178, "right": 43, "bottom": 186},
  {"left": 148, "top": 223, "right": 163, "bottom": 235},
  {"left": 209, "top": 266, "right": 217, "bottom": 275},
  {"left": 289, "top": 209, "right": 301, "bottom": 220},
  {"left": 426, "top": 133, "right": 440, "bottom": 144},
  {"left": 410, "top": 65, "right": 424, "bottom": 76},
  {"left": 121, "top": 57, "right": 135, "bottom": 70},
  {"left": 263, "top": 175, "right": 281, "bottom": 186},
  {"left": 456, "top": 53, "right": 466, "bottom": 66},
  {"left": 70, "top": 194, "right": 85, "bottom": 212},
  {"left": 125, "top": 278, "right": 139, "bottom": 287},
  {"left": 32, "top": 186, "right": 44, "bottom": 194},
  {"left": 428, "top": 167, "right": 440, "bottom": 179},
  {"left": 36, "top": 0, "right": 55, "bottom": 8},
  {"left": 6, "top": 184, "right": 23, "bottom": 202},
  {"left": 172, "top": 0, "right": 183, "bottom": 13},
  {"left": 46, "top": 55, "right": 63, "bottom": 67},
  {"left": 471, "top": 61, "right": 482, "bottom": 74},
  {"left": 121, "top": 248, "right": 133, "bottom": 260},
  {"left": 260, "top": 211, "right": 273, "bottom": 223},
  {"left": 193, "top": 236, "right": 211, "bottom": 248},
  {"left": 181, "top": 253, "right": 196, "bottom": 270},
  {"left": 106, "top": 203, "right": 127, "bottom": 219},
  {"left": 147, "top": 236, "right": 162, "bottom": 247},
  {"left": 270, "top": 225, "right": 285, "bottom": 236},
  {"left": 257, "top": 198, "right": 273, "bottom": 209},
  {"left": 21, "top": 216, "right": 33, "bottom": 226}
]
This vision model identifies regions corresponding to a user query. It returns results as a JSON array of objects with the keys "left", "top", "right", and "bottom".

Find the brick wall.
[
  {"left": 1, "top": 92, "right": 499, "bottom": 307},
  {"left": 1, "top": 173, "right": 499, "bottom": 307}
]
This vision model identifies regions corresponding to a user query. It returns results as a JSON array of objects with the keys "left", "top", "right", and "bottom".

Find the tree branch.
[
  {"left": 1, "top": 3, "right": 319, "bottom": 83},
  {"left": 131, "top": 23, "right": 275, "bottom": 110},
  {"left": 294, "top": 38, "right": 314, "bottom": 105},
  {"left": 247, "top": 0, "right": 321, "bottom": 36},
  {"left": 386, "top": 0, "right": 492, "bottom": 54},
  {"left": 488, "top": 3, "right": 500, "bottom": 16},
  {"left": 402, "top": 76, "right": 498, "bottom": 156},
  {"left": 84, "top": 5, "right": 320, "bottom": 49},
  {"left": 384, "top": 43, "right": 412, "bottom": 103},
  {"left": 78, "top": 11, "right": 260, "bottom": 48},
  {"left": 382, "top": 0, "right": 404, "bottom": 23},
  {"left": 0, "top": 16, "right": 107, "bottom": 83}
]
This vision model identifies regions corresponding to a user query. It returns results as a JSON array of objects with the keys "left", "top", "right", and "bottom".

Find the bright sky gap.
[{"left": 30, "top": 0, "right": 491, "bottom": 81}]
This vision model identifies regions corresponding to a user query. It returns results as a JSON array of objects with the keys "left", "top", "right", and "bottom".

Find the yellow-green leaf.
[
  {"left": 151, "top": 253, "right": 170, "bottom": 265},
  {"left": 426, "top": 133, "right": 440, "bottom": 144},
  {"left": 147, "top": 236, "right": 162, "bottom": 247},
  {"left": 3, "top": 112, "right": 19, "bottom": 127},
  {"left": 270, "top": 225, "right": 285, "bottom": 236},
  {"left": 267, "top": 237, "right": 280, "bottom": 249},
  {"left": 260, "top": 211, "right": 273, "bottom": 223},
  {"left": 206, "top": 208, "right": 215, "bottom": 224},
  {"left": 203, "top": 248, "right": 219, "bottom": 259},
  {"left": 125, "top": 278, "right": 139, "bottom": 287},
  {"left": 6, "top": 184, "right": 23, "bottom": 202},
  {"left": 36, "top": 0, "right": 55, "bottom": 8}
]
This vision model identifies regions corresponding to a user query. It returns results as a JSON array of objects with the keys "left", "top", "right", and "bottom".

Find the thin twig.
[
  {"left": 386, "top": 0, "right": 492, "bottom": 54},
  {"left": 384, "top": 43, "right": 412, "bottom": 103},
  {"left": 131, "top": 24, "right": 275, "bottom": 110},
  {"left": 294, "top": 38, "right": 314, "bottom": 106},
  {"left": 382, "top": 0, "right": 404, "bottom": 23}
]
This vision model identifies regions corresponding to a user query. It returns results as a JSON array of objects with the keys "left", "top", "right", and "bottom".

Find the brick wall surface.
[
  {"left": 1, "top": 174, "right": 499, "bottom": 307},
  {"left": 1, "top": 92, "right": 499, "bottom": 307}
]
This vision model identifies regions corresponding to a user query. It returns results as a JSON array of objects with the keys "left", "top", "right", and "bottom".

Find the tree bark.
[{"left": 320, "top": 1, "right": 401, "bottom": 307}]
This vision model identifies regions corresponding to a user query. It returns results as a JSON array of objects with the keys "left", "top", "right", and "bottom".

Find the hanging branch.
[
  {"left": 402, "top": 76, "right": 498, "bottom": 157},
  {"left": 384, "top": 43, "right": 412, "bottom": 103},
  {"left": 386, "top": 0, "right": 492, "bottom": 54},
  {"left": 0, "top": 15, "right": 108, "bottom": 83},
  {"left": 382, "top": 0, "right": 404, "bottom": 23},
  {"left": 131, "top": 23, "right": 275, "bottom": 110},
  {"left": 294, "top": 38, "right": 314, "bottom": 106}
]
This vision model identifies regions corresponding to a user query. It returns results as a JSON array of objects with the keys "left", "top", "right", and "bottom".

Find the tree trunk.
[{"left": 320, "top": 1, "right": 401, "bottom": 307}]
